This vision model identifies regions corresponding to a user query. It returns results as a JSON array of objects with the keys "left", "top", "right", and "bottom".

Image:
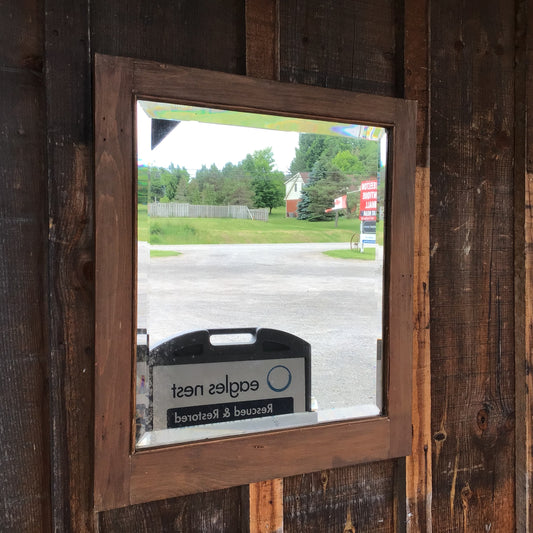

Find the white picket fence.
[{"left": 147, "top": 203, "right": 269, "bottom": 221}]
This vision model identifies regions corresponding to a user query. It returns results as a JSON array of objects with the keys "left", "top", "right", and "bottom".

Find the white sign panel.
[{"left": 152, "top": 357, "right": 306, "bottom": 430}]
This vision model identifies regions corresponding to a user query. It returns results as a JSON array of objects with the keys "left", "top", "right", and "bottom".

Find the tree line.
[
  {"left": 138, "top": 147, "right": 285, "bottom": 213},
  {"left": 138, "top": 133, "right": 381, "bottom": 220}
]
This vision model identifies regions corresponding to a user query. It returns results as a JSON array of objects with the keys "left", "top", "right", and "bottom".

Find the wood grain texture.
[
  {"left": 246, "top": 0, "right": 279, "bottom": 80},
  {"left": 128, "top": 417, "right": 392, "bottom": 504},
  {"left": 45, "top": 0, "right": 95, "bottom": 530},
  {"left": 517, "top": 0, "right": 533, "bottom": 528},
  {"left": 94, "top": 54, "right": 134, "bottom": 511},
  {"left": 0, "top": 1, "right": 50, "bottom": 531},
  {"left": 91, "top": 0, "right": 246, "bottom": 75},
  {"left": 98, "top": 486, "right": 243, "bottom": 532},
  {"left": 284, "top": 462, "right": 397, "bottom": 532},
  {"left": 430, "top": 0, "right": 516, "bottom": 530},
  {"left": 279, "top": 0, "right": 398, "bottom": 96},
  {"left": 4, "top": 1, "right": 531, "bottom": 532},
  {"left": 249, "top": 479, "right": 283, "bottom": 533},
  {"left": 404, "top": 0, "right": 432, "bottom": 531}
]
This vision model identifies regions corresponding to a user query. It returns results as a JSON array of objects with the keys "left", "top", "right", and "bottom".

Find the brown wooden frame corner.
[{"left": 94, "top": 53, "right": 416, "bottom": 511}]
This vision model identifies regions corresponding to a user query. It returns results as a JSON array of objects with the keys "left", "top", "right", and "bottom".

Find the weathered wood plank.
[
  {"left": 430, "top": 0, "right": 516, "bottom": 530},
  {"left": 249, "top": 479, "right": 283, "bottom": 533},
  {"left": 245, "top": 0, "right": 279, "bottom": 81},
  {"left": 517, "top": 0, "right": 533, "bottom": 529},
  {"left": 98, "top": 487, "right": 244, "bottom": 533},
  {"left": 44, "top": 0, "right": 95, "bottom": 529},
  {"left": 93, "top": 53, "right": 134, "bottom": 511},
  {"left": 404, "top": 0, "right": 432, "bottom": 530},
  {"left": 0, "top": 2, "right": 50, "bottom": 531},
  {"left": 283, "top": 462, "right": 397, "bottom": 532},
  {"left": 91, "top": 0, "right": 246, "bottom": 74},
  {"left": 279, "top": 0, "right": 397, "bottom": 96}
]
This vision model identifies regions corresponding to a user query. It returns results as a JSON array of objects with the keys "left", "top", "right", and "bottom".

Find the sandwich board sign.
[{"left": 146, "top": 328, "right": 311, "bottom": 431}]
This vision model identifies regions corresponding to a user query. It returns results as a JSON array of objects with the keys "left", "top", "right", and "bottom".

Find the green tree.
[
  {"left": 221, "top": 162, "right": 254, "bottom": 205},
  {"left": 331, "top": 150, "right": 365, "bottom": 175},
  {"left": 291, "top": 133, "right": 381, "bottom": 220},
  {"left": 297, "top": 159, "right": 327, "bottom": 220},
  {"left": 186, "top": 179, "right": 202, "bottom": 204},
  {"left": 137, "top": 166, "right": 149, "bottom": 205},
  {"left": 307, "top": 168, "right": 349, "bottom": 221},
  {"left": 241, "top": 148, "right": 275, "bottom": 178},
  {"left": 144, "top": 164, "right": 189, "bottom": 203},
  {"left": 290, "top": 133, "right": 380, "bottom": 176},
  {"left": 298, "top": 158, "right": 350, "bottom": 221},
  {"left": 289, "top": 134, "right": 326, "bottom": 174},
  {"left": 252, "top": 172, "right": 285, "bottom": 213},
  {"left": 241, "top": 148, "right": 285, "bottom": 213},
  {"left": 195, "top": 164, "right": 225, "bottom": 204}
]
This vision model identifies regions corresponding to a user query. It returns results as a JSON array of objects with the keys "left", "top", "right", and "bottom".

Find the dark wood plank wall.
[
  {"left": 0, "top": 1, "right": 50, "bottom": 531},
  {"left": 0, "top": 0, "right": 530, "bottom": 531},
  {"left": 430, "top": 0, "right": 517, "bottom": 531},
  {"left": 45, "top": 0, "right": 95, "bottom": 530},
  {"left": 523, "top": 3, "right": 533, "bottom": 530}
]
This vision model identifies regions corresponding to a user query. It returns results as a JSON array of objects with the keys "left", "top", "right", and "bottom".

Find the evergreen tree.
[
  {"left": 290, "top": 134, "right": 326, "bottom": 174},
  {"left": 307, "top": 167, "right": 349, "bottom": 221},
  {"left": 297, "top": 160, "right": 327, "bottom": 220}
]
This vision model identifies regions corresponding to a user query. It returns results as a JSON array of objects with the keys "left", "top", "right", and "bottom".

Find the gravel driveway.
[{"left": 138, "top": 242, "right": 383, "bottom": 412}]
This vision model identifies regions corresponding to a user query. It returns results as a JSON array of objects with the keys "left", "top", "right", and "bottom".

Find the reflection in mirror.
[{"left": 135, "top": 100, "right": 387, "bottom": 448}]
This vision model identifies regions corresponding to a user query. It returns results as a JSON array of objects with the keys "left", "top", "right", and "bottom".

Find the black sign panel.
[
  {"left": 167, "top": 397, "right": 294, "bottom": 428},
  {"left": 361, "top": 220, "right": 377, "bottom": 233}
]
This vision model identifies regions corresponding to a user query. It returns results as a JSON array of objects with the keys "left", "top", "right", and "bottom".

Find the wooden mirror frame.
[{"left": 94, "top": 53, "right": 416, "bottom": 510}]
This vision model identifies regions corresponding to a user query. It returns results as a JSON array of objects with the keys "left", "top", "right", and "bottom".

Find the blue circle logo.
[{"left": 267, "top": 365, "right": 292, "bottom": 392}]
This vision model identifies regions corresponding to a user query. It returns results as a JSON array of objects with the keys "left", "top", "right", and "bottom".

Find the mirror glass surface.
[{"left": 135, "top": 100, "right": 387, "bottom": 448}]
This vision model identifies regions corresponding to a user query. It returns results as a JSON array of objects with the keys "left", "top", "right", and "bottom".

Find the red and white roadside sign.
[{"left": 359, "top": 179, "right": 378, "bottom": 221}]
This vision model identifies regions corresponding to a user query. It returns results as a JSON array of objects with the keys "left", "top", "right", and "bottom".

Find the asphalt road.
[{"left": 138, "top": 242, "right": 383, "bottom": 412}]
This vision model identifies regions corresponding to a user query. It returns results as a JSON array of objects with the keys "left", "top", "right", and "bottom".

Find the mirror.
[
  {"left": 134, "top": 100, "right": 388, "bottom": 448},
  {"left": 94, "top": 54, "right": 415, "bottom": 506}
]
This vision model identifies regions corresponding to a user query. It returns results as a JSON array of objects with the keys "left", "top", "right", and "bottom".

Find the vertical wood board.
[
  {"left": 283, "top": 462, "right": 397, "bottom": 532},
  {"left": 98, "top": 487, "right": 244, "bottom": 532},
  {"left": 279, "top": 0, "right": 397, "bottom": 96},
  {"left": 246, "top": 0, "right": 279, "bottom": 80},
  {"left": 519, "top": 0, "right": 533, "bottom": 528},
  {"left": 249, "top": 479, "right": 283, "bottom": 533},
  {"left": 430, "top": 0, "right": 516, "bottom": 530},
  {"left": 0, "top": 2, "right": 50, "bottom": 531},
  {"left": 404, "top": 0, "right": 432, "bottom": 530},
  {"left": 45, "top": 0, "right": 95, "bottom": 530},
  {"left": 91, "top": 0, "right": 246, "bottom": 74}
]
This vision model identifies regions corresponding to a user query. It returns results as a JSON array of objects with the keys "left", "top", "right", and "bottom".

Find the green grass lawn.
[
  {"left": 322, "top": 248, "right": 376, "bottom": 260},
  {"left": 149, "top": 250, "right": 181, "bottom": 258},
  {"left": 138, "top": 205, "right": 384, "bottom": 246}
]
